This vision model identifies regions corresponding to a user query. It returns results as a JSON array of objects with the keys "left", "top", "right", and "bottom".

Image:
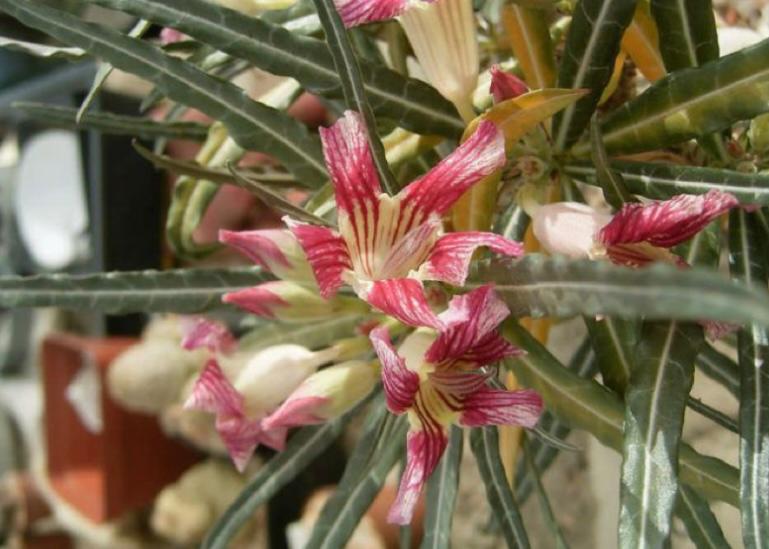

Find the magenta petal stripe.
[
  {"left": 378, "top": 216, "right": 442, "bottom": 279},
  {"left": 184, "top": 359, "right": 245, "bottom": 418},
  {"left": 222, "top": 284, "right": 288, "bottom": 318},
  {"left": 365, "top": 278, "right": 444, "bottom": 328},
  {"left": 458, "top": 387, "right": 543, "bottom": 428},
  {"left": 598, "top": 190, "right": 739, "bottom": 249},
  {"left": 422, "top": 231, "right": 524, "bottom": 286},
  {"left": 180, "top": 317, "right": 236, "bottom": 354},
  {"left": 286, "top": 218, "right": 352, "bottom": 298},
  {"left": 320, "top": 111, "right": 382, "bottom": 218},
  {"left": 387, "top": 427, "right": 448, "bottom": 525},
  {"left": 426, "top": 285, "right": 512, "bottom": 364},
  {"left": 334, "top": 0, "right": 412, "bottom": 27},
  {"left": 215, "top": 415, "right": 265, "bottom": 473},
  {"left": 219, "top": 229, "right": 292, "bottom": 271},
  {"left": 428, "top": 371, "right": 490, "bottom": 396},
  {"left": 398, "top": 121, "right": 506, "bottom": 225},
  {"left": 370, "top": 326, "right": 420, "bottom": 414}
]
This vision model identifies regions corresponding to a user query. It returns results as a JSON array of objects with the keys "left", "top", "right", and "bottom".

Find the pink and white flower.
[
  {"left": 287, "top": 111, "right": 523, "bottom": 329},
  {"left": 369, "top": 285, "right": 543, "bottom": 524},
  {"left": 182, "top": 318, "right": 339, "bottom": 471},
  {"left": 532, "top": 191, "right": 739, "bottom": 267},
  {"left": 334, "top": 0, "right": 479, "bottom": 120},
  {"left": 531, "top": 191, "right": 740, "bottom": 339},
  {"left": 261, "top": 360, "right": 380, "bottom": 430}
]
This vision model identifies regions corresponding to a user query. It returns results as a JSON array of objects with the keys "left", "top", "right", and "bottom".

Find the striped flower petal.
[
  {"left": 420, "top": 231, "right": 524, "bottom": 286},
  {"left": 388, "top": 427, "right": 448, "bottom": 525},
  {"left": 398, "top": 120, "right": 506, "bottom": 226},
  {"left": 285, "top": 218, "right": 352, "bottom": 298},
  {"left": 426, "top": 285, "right": 517, "bottom": 365},
  {"left": 184, "top": 359, "right": 244, "bottom": 418},
  {"left": 598, "top": 190, "right": 738, "bottom": 249},
  {"left": 214, "top": 415, "right": 267, "bottom": 473},
  {"left": 333, "top": 0, "right": 414, "bottom": 27},
  {"left": 364, "top": 278, "right": 444, "bottom": 329},
  {"left": 370, "top": 326, "right": 420, "bottom": 414},
  {"left": 458, "top": 387, "right": 543, "bottom": 428},
  {"left": 219, "top": 229, "right": 313, "bottom": 282},
  {"left": 180, "top": 317, "right": 236, "bottom": 355}
]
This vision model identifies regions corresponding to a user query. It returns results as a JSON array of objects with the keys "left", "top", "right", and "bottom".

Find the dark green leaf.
[
  {"left": 86, "top": 0, "right": 464, "bottom": 138},
  {"left": 515, "top": 338, "right": 597, "bottom": 504},
  {"left": 696, "top": 344, "right": 740, "bottom": 398},
  {"left": 578, "top": 38, "right": 769, "bottom": 156},
  {"left": 619, "top": 321, "right": 704, "bottom": 548},
  {"left": 421, "top": 426, "right": 463, "bottom": 549},
  {"left": 503, "top": 321, "right": 739, "bottom": 506},
  {"left": 565, "top": 160, "right": 769, "bottom": 206},
  {"left": 0, "top": 0, "right": 329, "bottom": 186},
  {"left": 470, "top": 426, "right": 531, "bottom": 549},
  {"left": 0, "top": 267, "right": 269, "bottom": 313},
  {"left": 306, "top": 402, "right": 407, "bottom": 549},
  {"left": 686, "top": 396, "right": 738, "bottom": 434},
  {"left": 472, "top": 255, "right": 769, "bottom": 328},
  {"left": 203, "top": 392, "right": 375, "bottom": 549},
  {"left": 14, "top": 102, "right": 209, "bottom": 141},
  {"left": 311, "top": 0, "right": 397, "bottom": 194},
  {"left": 589, "top": 113, "right": 635, "bottom": 209},
  {"left": 229, "top": 165, "right": 333, "bottom": 226},
  {"left": 552, "top": 0, "right": 637, "bottom": 150},
  {"left": 238, "top": 315, "right": 363, "bottom": 351},
  {"left": 522, "top": 436, "right": 570, "bottom": 549},
  {"left": 675, "top": 485, "right": 731, "bottom": 549},
  {"left": 728, "top": 209, "right": 769, "bottom": 549},
  {"left": 584, "top": 316, "right": 638, "bottom": 394},
  {"left": 77, "top": 19, "right": 152, "bottom": 122},
  {"left": 650, "top": 0, "right": 718, "bottom": 71},
  {"left": 132, "top": 141, "right": 300, "bottom": 189}
]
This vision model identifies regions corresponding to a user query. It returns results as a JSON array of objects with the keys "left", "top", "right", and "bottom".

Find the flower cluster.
[{"left": 181, "top": 0, "right": 743, "bottom": 526}]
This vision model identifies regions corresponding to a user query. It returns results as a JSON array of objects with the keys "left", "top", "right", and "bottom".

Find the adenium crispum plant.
[{"left": 3, "top": 0, "right": 769, "bottom": 546}]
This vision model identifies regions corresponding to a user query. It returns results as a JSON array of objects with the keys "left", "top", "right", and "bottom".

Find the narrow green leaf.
[
  {"left": 696, "top": 344, "right": 740, "bottom": 398},
  {"left": 589, "top": 113, "right": 635, "bottom": 209},
  {"left": 619, "top": 321, "right": 704, "bottom": 548},
  {"left": 470, "top": 426, "right": 531, "bottom": 549},
  {"left": 577, "top": 38, "right": 769, "bottom": 156},
  {"left": 686, "top": 396, "right": 738, "bottom": 434},
  {"left": 85, "top": 0, "right": 464, "bottom": 138},
  {"left": 0, "top": 35, "right": 84, "bottom": 59},
  {"left": 306, "top": 403, "right": 408, "bottom": 549},
  {"left": 565, "top": 160, "right": 769, "bottom": 206},
  {"left": 238, "top": 315, "right": 363, "bottom": 351},
  {"left": 584, "top": 316, "right": 638, "bottom": 394},
  {"left": 420, "top": 426, "right": 462, "bottom": 549},
  {"left": 0, "top": 0, "right": 329, "bottom": 186},
  {"left": 728, "top": 209, "right": 769, "bottom": 549},
  {"left": 311, "top": 0, "right": 397, "bottom": 194},
  {"left": 229, "top": 165, "right": 333, "bottom": 226},
  {"left": 14, "top": 102, "right": 209, "bottom": 141},
  {"left": 675, "top": 485, "right": 731, "bottom": 549},
  {"left": 503, "top": 321, "right": 740, "bottom": 506},
  {"left": 522, "top": 436, "right": 570, "bottom": 549},
  {"left": 203, "top": 391, "right": 375, "bottom": 549},
  {"left": 77, "top": 19, "right": 152, "bottom": 122},
  {"left": 472, "top": 255, "right": 769, "bottom": 329},
  {"left": 0, "top": 267, "right": 269, "bottom": 313},
  {"left": 552, "top": 0, "right": 637, "bottom": 151},
  {"left": 650, "top": 0, "right": 718, "bottom": 71},
  {"left": 515, "top": 338, "right": 597, "bottom": 503},
  {"left": 132, "top": 141, "right": 300, "bottom": 189}
]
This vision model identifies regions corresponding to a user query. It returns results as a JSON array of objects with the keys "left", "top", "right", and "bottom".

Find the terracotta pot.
[{"left": 41, "top": 333, "right": 201, "bottom": 523}]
